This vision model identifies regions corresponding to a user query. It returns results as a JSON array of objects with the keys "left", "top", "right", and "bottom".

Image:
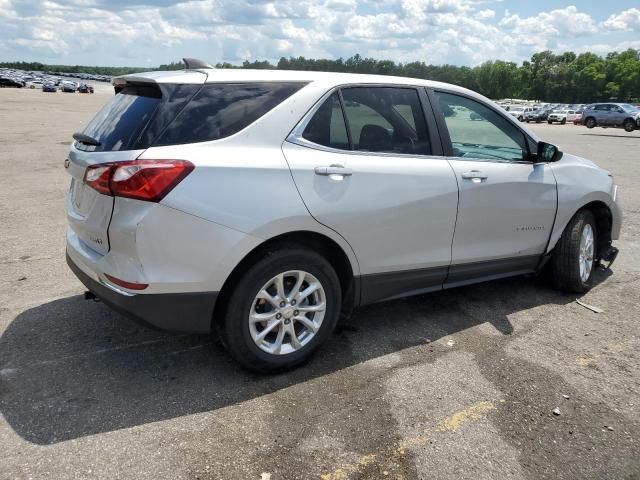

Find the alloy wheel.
[
  {"left": 579, "top": 224, "right": 595, "bottom": 283},
  {"left": 249, "top": 270, "right": 326, "bottom": 355}
]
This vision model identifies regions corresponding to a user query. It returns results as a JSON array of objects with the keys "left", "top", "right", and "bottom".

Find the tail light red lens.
[
  {"left": 84, "top": 160, "right": 194, "bottom": 202},
  {"left": 84, "top": 165, "right": 112, "bottom": 195}
]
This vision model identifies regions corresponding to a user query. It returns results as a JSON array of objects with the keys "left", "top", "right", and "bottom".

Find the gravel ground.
[{"left": 0, "top": 88, "right": 638, "bottom": 480}]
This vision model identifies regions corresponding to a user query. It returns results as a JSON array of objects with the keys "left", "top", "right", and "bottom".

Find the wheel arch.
[
  {"left": 549, "top": 200, "right": 612, "bottom": 259},
  {"left": 212, "top": 230, "right": 359, "bottom": 329}
]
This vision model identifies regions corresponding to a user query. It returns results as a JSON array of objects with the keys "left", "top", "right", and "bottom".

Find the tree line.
[
  {"left": 0, "top": 61, "right": 149, "bottom": 77},
  {"left": 3, "top": 48, "right": 639, "bottom": 102}
]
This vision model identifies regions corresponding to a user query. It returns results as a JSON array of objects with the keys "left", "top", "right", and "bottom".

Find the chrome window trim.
[{"left": 286, "top": 84, "right": 444, "bottom": 160}]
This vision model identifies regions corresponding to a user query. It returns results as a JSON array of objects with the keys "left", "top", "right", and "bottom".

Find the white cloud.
[
  {"left": 0, "top": 1, "right": 637, "bottom": 67},
  {"left": 500, "top": 6, "right": 598, "bottom": 37},
  {"left": 476, "top": 9, "right": 495, "bottom": 20},
  {"left": 603, "top": 8, "right": 640, "bottom": 32}
]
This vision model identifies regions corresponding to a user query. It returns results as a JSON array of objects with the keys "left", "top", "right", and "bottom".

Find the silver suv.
[
  {"left": 66, "top": 63, "right": 622, "bottom": 372},
  {"left": 582, "top": 103, "right": 640, "bottom": 132}
]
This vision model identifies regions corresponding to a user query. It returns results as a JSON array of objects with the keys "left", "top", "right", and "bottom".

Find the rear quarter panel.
[{"left": 139, "top": 81, "right": 362, "bottom": 282}]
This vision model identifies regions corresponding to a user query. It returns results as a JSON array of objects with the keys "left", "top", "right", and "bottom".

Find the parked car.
[
  {"left": 60, "top": 82, "right": 77, "bottom": 93},
  {"left": 26, "top": 80, "right": 44, "bottom": 89},
  {"left": 572, "top": 111, "right": 583, "bottom": 125},
  {"left": 78, "top": 83, "right": 94, "bottom": 94},
  {"left": 0, "top": 77, "right": 24, "bottom": 88},
  {"left": 547, "top": 110, "right": 569, "bottom": 124},
  {"left": 42, "top": 83, "right": 57, "bottom": 92},
  {"left": 506, "top": 105, "right": 530, "bottom": 121},
  {"left": 65, "top": 65, "right": 621, "bottom": 372},
  {"left": 566, "top": 110, "right": 580, "bottom": 123},
  {"left": 582, "top": 103, "right": 640, "bottom": 132},
  {"left": 525, "top": 109, "right": 549, "bottom": 123}
]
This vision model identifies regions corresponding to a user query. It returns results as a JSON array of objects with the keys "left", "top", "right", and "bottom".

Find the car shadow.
[
  {"left": 0, "top": 269, "right": 611, "bottom": 445},
  {"left": 578, "top": 132, "right": 639, "bottom": 138}
]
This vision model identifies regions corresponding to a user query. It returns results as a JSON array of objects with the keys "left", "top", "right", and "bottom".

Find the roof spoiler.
[{"left": 182, "top": 57, "right": 213, "bottom": 69}]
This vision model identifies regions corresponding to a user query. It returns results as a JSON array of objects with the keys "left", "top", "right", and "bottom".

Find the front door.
[
  {"left": 431, "top": 90, "right": 558, "bottom": 286},
  {"left": 283, "top": 86, "right": 459, "bottom": 303}
]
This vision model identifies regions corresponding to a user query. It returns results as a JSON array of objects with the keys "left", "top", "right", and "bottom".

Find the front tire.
[
  {"left": 549, "top": 210, "right": 597, "bottom": 293},
  {"left": 220, "top": 247, "right": 341, "bottom": 372},
  {"left": 585, "top": 117, "right": 596, "bottom": 129},
  {"left": 623, "top": 119, "right": 636, "bottom": 132}
]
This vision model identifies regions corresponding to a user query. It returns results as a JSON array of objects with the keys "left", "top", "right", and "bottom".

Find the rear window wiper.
[{"left": 72, "top": 132, "right": 101, "bottom": 146}]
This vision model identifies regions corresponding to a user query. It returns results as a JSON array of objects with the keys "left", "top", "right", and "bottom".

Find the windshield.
[
  {"left": 620, "top": 104, "right": 636, "bottom": 112},
  {"left": 510, "top": 107, "right": 524, "bottom": 112}
]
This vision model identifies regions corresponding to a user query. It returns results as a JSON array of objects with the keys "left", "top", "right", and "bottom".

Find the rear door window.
[
  {"left": 302, "top": 92, "right": 349, "bottom": 150},
  {"left": 300, "top": 87, "right": 432, "bottom": 156},
  {"left": 155, "top": 82, "right": 306, "bottom": 146},
  {"left": 341, "top": 87, "right": 431, "bottom": 155}
]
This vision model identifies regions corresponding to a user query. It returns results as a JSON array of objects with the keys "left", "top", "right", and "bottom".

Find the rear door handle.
[
  {"left": 461, "top": 170, "right": 488, "bottom": 183},
  {"left": 314, "top": 165, "right": 353, "bottom": 177}
]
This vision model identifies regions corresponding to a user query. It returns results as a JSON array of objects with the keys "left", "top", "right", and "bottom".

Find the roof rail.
[{"left": 182, "top": 57, "right": 213, "bottom": 69}]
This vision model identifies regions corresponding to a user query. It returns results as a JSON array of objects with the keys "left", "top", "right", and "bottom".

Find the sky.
[{"left": 1, "top": 0, "right": 639, "bottom": 67}]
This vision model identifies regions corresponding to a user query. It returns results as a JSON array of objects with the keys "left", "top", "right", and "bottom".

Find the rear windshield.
[
  {"left": 154, "top": 82, "right": 305, "bottom": 146},
  {"left": 78, "top": 84, "right": 166, "bottom": 152},
  {"left": 77, "top": 82, "right": 305, "bottom": 152}
]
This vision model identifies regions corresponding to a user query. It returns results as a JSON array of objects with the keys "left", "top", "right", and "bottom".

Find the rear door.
[
  {"left": 66, "top": 78, "right": 203, "bottom": 254},
  {"left": 595, "top": 104, "right": 613, "bottom": 125},
  {"left": 430, "top": 90, "right": 557, "bottom": 285},
  {"left": 610, "top": 105, "right": 627, "bottom": 126},
  {"left": 283, "top": 86, "right": 459, "bottom": 303}
]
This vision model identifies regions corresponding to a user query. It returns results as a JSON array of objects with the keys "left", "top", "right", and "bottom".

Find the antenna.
[{"left": 182, "top": 58, "right": 213, "bottom": 69}]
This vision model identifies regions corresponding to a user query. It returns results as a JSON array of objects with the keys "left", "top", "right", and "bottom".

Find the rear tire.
[
  {"left": 220, "top": 247, "right": 341, "bottom": 373},
  {"left": 548, "top": 210, "right": 597, "bottom": 293}
]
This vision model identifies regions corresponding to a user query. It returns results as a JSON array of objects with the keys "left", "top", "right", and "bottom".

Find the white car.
[
  {"left": 65, "top": 62, "right": 622, "bottom": 371},
  {"left": 506, "top": 106, "right": 531, "bottom": 122},
  {"left": 548, "top": 110, "right": 569, "bottom": 124},
  {"left": 566, "top": 110, "right": 580, "bottom": 124}
]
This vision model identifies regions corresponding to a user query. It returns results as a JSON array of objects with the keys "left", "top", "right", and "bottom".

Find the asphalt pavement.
[{"left": 0, "top": 89, "right": 638, "bottom": 479}]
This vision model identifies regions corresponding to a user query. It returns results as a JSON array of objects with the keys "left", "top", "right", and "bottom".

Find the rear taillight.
[
  {"left": 84, "top": 160, "right": 194, "bottom": 202},
  {"left": 84, "top": 165, "right": 112, "bottom": 195}
]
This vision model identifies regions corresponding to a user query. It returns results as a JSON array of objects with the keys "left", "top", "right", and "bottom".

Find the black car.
[
  {"left": 42, "top": 83, "right": 57, "bottom": 92},
  {"left": 78, "top": 83, "right": 94, "bottom": 94},
  {"left": 525, "top": 109, "right": 550, "bottom": 123},
  {"left": 60, "top": 83, "right": 77, "bottom": 93},
  {"left": 0, "top": 77, "right": 24, "bottom": 88}
]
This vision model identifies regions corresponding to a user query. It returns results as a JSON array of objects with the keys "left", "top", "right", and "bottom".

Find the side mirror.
[{"left": 537, "top": 142, "right": 563, "bottom": 162}]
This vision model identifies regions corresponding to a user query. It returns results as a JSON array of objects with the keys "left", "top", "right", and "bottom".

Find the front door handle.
[
  {"left": 461, "top": 170, "right": 488, "bottom": 183},
  {"left": 314, "top": 165, "right": 353, "bottom": 177}
]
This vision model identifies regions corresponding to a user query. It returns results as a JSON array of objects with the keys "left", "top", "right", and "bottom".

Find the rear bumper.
[{"left": 66, "top": 251, "right": 217, "bottom": 333}]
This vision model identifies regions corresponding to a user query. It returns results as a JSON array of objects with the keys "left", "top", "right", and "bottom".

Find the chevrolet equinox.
[{"left": 66, "top": 61, "right": 621, "bottom": 372}]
